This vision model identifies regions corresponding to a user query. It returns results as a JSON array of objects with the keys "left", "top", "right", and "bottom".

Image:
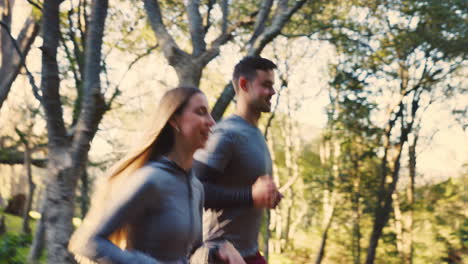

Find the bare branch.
[
  {"left": 203, "top": 0, "right": 215, "bottom": 33},
  {"left": 202, "top": 16, "right": 256, "bottom": 65},
  {"left": 280, "top": 32, "right": 314, "bottom": 38},
  {"left": 72, "top": 0, "right": 108, "bottom": 149},
  {"left": 247, "top": 0, "right": 274, "bottom": 48},
  {"left": 264, "top": 40, "right": 289, "bottom": 139},
  {"left": 67, "top": 7, "right": 84, "bottom": 78},
  {"left": 108, "top": 44, "right": 160, "bottom": 109},
  {"left": 277, "top": 0, "right": 288, "bottom": 10},
  {"left": 76, "top": 0, "right": 86, "bottom": 55},
  {"left": 0, "top": 18, "right": 41, "bottom": 106},
  {"left": 26, "top": 0, "right": 43, "bottom": 11},
  {"left": 186, "top": 0, "right": 206, "bottom": 56},
  {"left": 220, "top": 0, "right": 228, "bottom": 33},
  {"left": 264, "top": 78, "right": 286, "bottom": 139},
  {"left": 102, "top": 16, "right": 141, "bottom": 62},
  {"left": 0, "top": 156, "right": 47, "bottom": 168},
  {"left": 83, "top": 0, "right": 89, "bottom": 44},
  {"left": 143, "top": 0, "right": 186, "bottom": 65},
  {"left": 248, "top": 0, "right": 307, "bottom": 56},
  {"left": 62, "top": 6, "right": 85, "bottom": 128},
  {"left": 279, "top": 171, "right": 300, "bottom": 193},
  {"left": 40, "top": 0, "right": 68, "bottom": 143}
]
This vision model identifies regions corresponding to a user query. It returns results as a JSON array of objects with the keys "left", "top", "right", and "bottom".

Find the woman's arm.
[{"left": 69, "top": 167, "right": 159, "bottom": 264}]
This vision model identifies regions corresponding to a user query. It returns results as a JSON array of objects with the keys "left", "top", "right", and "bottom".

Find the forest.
[{"left": 0, "top": 0, "right": 466, "bottom": 263}]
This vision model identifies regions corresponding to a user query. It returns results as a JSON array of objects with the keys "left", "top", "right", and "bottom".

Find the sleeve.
[
  {"left": 69, "top": 167, "right": 159, "bottom": 264},
  {"left": 193, "top": 129, "right": 253, "bottom": 209},
  {"left": 189, "top": 180, "right": 232, "bottom": 264},
  {"left": 193, "top": 161, "right": 253, "bottom": 209},
  {"left": 194, "top": 128, "right": 233, "bottom": 173}
]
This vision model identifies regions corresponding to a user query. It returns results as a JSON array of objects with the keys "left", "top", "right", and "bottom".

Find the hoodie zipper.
[{"left": 186, "top": 173, "right": 194, "bottom": 259}]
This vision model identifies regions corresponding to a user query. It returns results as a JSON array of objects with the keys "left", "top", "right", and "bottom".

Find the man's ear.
[{"left": 239, "top": 76, "right": 249, "bottom": 92}]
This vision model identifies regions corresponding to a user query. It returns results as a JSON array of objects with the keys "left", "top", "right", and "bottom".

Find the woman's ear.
[{"left": 169, "top": 117, "right": 181, "bottom": 133}]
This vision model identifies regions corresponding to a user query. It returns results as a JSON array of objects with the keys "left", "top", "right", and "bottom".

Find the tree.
[
  {"left": 39, "top": 0, "right": 109, "bottom": 262},
  {"left": 0, "top": 0, "right": 40, "bottom": 110},
  {"left": 315, "top": 63, "right": 382, "bottom": 264},
  {"left": 324, "top": 0, "right": 467, "bottom": 262},
  {"left": 14, "top": 111, "right": 47, "bottom": 235},
  {"left": 260, "top": 38, "right": 320, "bottom": 262},
  {"left": 142, "top": 0, "right": 307, "bottom": 120}
]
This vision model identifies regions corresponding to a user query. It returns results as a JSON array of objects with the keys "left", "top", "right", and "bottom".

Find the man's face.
[{"left": 247, "top": 69, "right": 276, "bottom": 113}]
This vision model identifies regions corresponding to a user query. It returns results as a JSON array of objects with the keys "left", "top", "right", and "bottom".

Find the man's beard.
[{"left": 259, "top": 101, "right": 271, "bottom": 112}]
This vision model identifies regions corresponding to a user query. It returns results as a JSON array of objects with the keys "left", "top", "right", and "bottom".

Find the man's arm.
[
  {"left": 193, "top": 160, "right": 253, "bottom": 209},
  {"left": 194, "top": 160, "right": 281, "bottom": 209},
  {"left": 194, "top": 127, "right": 280, "bottom": 209}
]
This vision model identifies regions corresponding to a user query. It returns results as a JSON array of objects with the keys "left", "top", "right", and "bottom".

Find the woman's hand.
[{"left": 216, "top": 241, "right": 246, "bottom": 264}]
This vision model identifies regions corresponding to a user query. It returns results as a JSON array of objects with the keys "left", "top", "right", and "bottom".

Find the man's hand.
[
  {"left": 217, "top": 241, "right": 246, "bottom": 264},
  {"left": 252, "top": 175, "right": 282, "bottom": 208}
]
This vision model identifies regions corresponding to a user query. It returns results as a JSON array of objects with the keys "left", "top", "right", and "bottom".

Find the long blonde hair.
[{"left": 69, "top": 87, "right": 202, "bottom": 259}]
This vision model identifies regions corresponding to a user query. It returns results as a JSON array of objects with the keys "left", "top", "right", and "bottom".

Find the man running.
[{"left": 193, "top": 56, "right": 282, "bottom": 264}]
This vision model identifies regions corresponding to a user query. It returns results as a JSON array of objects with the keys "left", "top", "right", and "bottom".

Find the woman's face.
[{"left": 174, "top": 93, "right": 215, "bottom": 151}]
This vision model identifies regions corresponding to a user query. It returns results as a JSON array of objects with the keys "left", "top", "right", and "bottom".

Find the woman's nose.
[{"left": 207, "top": 114, "right": 215, "bottom": 127}]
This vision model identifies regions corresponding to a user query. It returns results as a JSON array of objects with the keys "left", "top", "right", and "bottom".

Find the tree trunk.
[
  {"left": 283, "top": 188, "right": 294, "bottom": 250},
  {"left": 261, "top": 87, "right": 287, "bottom": 261},
  {"left": 272, "top": 104, "right": 300, "bottom": 253},
  {"left": 315, "top": 73, "right": 348, "bottom": 263},
  {"left": 393, "top": 190, "right": 412, "bottom": 264},
  {"left": 263, "top": 210, "right": 271, "bottom": 261},
  {"left": 365, "top": 143, "right": 404, "bottom": 264},
  {"left": 262, "top": 132, "right": 277, "bottom": 262},
  {"left": 149, "top": 0, "right": 306, "bottom": 120},
  {"left": 40, "top": 0, "right": 73, "bottom": 260},
  {"left": 280, "top": 97, "right": 300, "bottom": 251},
  {"left": 28, "top": 199, "right": 46, "bottom": 263},
  {"left": 405, "top": 133, "right": 417, "bottom": 264},
  {"left": 393, "top": 192, "right": 405, "bottom": 261},
  {"left": 315, "top": 190, "right": 335, "bottom": 264},
  {"left": 267, "top": 132, "right": 281, "bottom": 256},
  {"left": 366, "top": 83, "right": 420, "bottom": 263},
  {"left": 22, "top": 145, "right": 34, "bottom": 234},
  {"left": 211, "top": 83, "right": 235, "bottom": 121},
  {"left": 316, "top": 126, "right": 339, "bottom": 264},
  {"left": 174, "top": 61, "right": 203, "bottom": 87},
  {"left": 40, "top": 0, "right": 109, "bottom": 262},
  {"left": 365, "top": 207, "right": 387, "bottom": 264},
  {"left": 0, "top": 11, "right": 40, "bottom": 109},
  {"left": 45, "top": 166, "right": 80, "bottom": 263},
  {"left": 352, "top": 159, "right": 362, "bottom": 264},
  {"left": 0, "top": 0, "right": 13, "bottom": 65},
  {"left": 143, "top": 0, "right": 210, "bottom": 89},
  {"left": 80, "top": 169, "right": 90, "bottom": 218}
]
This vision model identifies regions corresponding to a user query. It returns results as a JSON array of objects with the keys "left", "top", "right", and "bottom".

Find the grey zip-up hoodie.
[{"left": 69, "top": 157, "right": 204, "bottom": 264}]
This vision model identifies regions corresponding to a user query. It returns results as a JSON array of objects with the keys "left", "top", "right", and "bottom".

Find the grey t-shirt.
[
  {"left": 194, "top": 115, "right": 273, "bottom": 257},
  {"left": 69, "top": 157, "right": 203, "bottom": 264}
]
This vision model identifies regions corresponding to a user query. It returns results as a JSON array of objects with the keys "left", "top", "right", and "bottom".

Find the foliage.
[{"left": 0, "top": 233, "right": 32, "bottom": 264}]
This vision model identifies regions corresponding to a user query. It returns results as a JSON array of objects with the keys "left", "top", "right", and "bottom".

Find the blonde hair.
[{"left": 69, "top": 87, "right": 202, "bottom": 261}]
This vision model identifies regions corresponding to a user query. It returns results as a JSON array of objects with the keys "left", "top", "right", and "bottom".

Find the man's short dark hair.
[{"left": 232, "top": 56, "right": 277, "bottom": 92}]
